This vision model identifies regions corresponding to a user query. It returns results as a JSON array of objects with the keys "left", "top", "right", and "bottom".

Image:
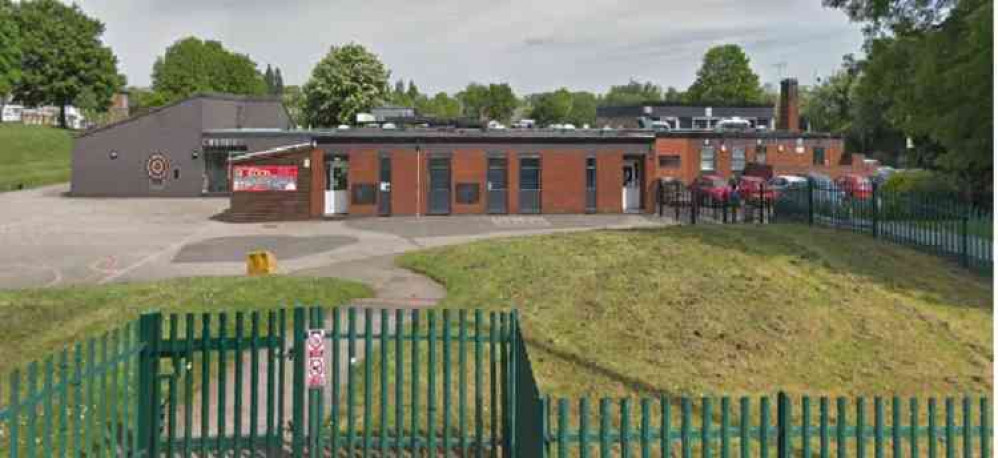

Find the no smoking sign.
[{"left": 306, "top": 329, "right": 326, "bottom": 389}]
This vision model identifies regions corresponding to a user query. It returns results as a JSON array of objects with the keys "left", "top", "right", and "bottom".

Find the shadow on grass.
[{"left": 524, "top": 337, "right": 674, "bottom": 398}]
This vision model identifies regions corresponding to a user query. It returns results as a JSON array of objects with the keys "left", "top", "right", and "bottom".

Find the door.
[
  {"left": 487, "top": 157, "right": 508, "bottom": 214},
  {"left": 622, "top": 160, "right": 641, "bottom": 212},
  {"left": 519, "top": 157, "right": 541, "bottom": 214},
  {"left": 325, "top": 157, "right": 349, "bottom": 215},
  {"left": 378, "top": 155, "right": 392, "bottom": 216},
  {"left": 428, "top": 157, "right": 451, "bottom": 215}
]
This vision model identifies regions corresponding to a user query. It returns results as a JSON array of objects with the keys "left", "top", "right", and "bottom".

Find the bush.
[{"left": 881, "top": 170, "right": 957, "bottom": 195}]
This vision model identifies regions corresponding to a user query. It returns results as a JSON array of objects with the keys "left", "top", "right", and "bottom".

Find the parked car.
[
  {"left": 768, "top": 175, "right": 807, "bottom": 192},
  {"left": 691, "top": 174, "right": 733, "bottom": 204},
  {"left": 836, "top": 174, "right": 873, "bottom": 200},
  {"left": 807, "top": 172, "right": 845, "bottom": 206},
  {"left": 737, "top": 176, "right": 778, "bottom": 203}
]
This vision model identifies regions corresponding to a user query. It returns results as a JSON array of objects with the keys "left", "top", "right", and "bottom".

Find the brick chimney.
[{"left": 778, "top": 78, "right": 800, "bottom": 132}]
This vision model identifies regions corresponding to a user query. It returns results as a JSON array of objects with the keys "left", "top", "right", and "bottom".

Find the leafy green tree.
[
  {"left": 282, "top": 85, "right": 306, "bottom": 127},
  {"left": 273, "top": 68, "right": 284, "bottom": 95},
  {"left": 529, "top": 89, "right": 598, "bottom": 126},
  {"left": 828, "top": 0, "right": 992, "bottom": 196},
  {"left": 128, "top": 87, "right": 171, "bottom": 112},
  {"left": 13, "top": 0, "right": 123, "bottom": 128},
  {"left": 457, "top": 83, "right": 518, "bottom": 122},
  {"left": 685, "top": 44, "right": 765, "bottom": 105},
  {"left": 264, "top": 65, "right": 275, "bottom": 94},
  {"left": 600, "top": 79, "right": 663, "bottom": 106},
  {"left": 663, "top": 87, "right": 684, "bottom": 103},
  {"left": 0, "top": 0, "right": 20, "bottom": 120},
  {"left": 406, "top": 80, "right": 419, "bottom": 102},
  {"left": 417, "top": 91, "right": 461, "bottom": 119},
  {"left": 301, "top": 43, "right": 390, "bottom": 126},
  {"left": 152, "top": 37, "right": 267, "bottom": 102}
]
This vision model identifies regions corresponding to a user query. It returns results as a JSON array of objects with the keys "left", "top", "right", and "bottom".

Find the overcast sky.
[{"left": 76, "top": 0, "right": 865, "bottom": 95}]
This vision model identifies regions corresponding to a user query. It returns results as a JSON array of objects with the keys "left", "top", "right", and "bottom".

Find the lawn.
[
  {"left": 0, "top": 276, "right": 372, "bottom": 376},
  {"left": 0, "top": 124, "right": 74, "bottom": 191},
  {"left": 397, "top": 224, "right": 993, "bottom": 399}
]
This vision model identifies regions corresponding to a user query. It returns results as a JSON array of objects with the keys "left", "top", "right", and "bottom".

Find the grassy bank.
[
  {"left": 0, "top": 276, "right": 373, "bottom": 376},
  {"left": 0, "top": 124, "right": 73, "bottom": 191},
  {"left": 397, "top": 224, "right": 992, "bottom": 398}
]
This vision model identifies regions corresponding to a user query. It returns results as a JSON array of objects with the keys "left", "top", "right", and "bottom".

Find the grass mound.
[
  {"left": 398, "top": 224, "right": 992, "bottom": 398},
  {"left": 0, "top": 124, "right": 73, "bottom": 191}
]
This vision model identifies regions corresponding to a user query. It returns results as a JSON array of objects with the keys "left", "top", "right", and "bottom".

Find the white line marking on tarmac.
[{"left": 97, "top": 228, "right": 210, "bottom": 285}]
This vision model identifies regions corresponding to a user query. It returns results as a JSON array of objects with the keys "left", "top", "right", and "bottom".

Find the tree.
[
  {"left": 663, "top": 87, "right": 684, "bottom": 103},
  {"left": 264, "top": 65, "right": 275, "bottom": 94},
  {"left": 528, "top": 89, "right": 598, "bottom": 126},
  {"left": 301, "top": 43, "right": 390, "bottom": 126},
  {"left": 406, "top": 80, "right": 419, "bottom": 102},
  {"left": 282, "top": 85, "right": 306, "bottom": 128},
  {"left": 827, "top": 0, "right": 992, "bottom": 197},
  {"left": 417, "top": 92, "right": 461, "bottom": 119},
  {"left": 152, "top": 37, "right": 267, "bottom": 102},
  {"left": 600, "top": 79, "right": 663, "bottom": 106},
  {"left": 13, "top": 0, "right": 123, "bottom": 128},
  {"left": 457, "top": 83, "right": 517, "bottom": 122},
  {"left": 0, "top": 0, "right": 20, "bottom": 122},
  {"left": 685, "top": 44, "right": 765, "bottom": 105},
  {"left": 273, "top": 68, "right": 284, "bottom": 95}
]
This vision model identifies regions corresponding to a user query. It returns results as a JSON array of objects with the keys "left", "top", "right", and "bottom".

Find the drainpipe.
[{"left": 416, "top": 145, "right": 422, "bottom": 218}]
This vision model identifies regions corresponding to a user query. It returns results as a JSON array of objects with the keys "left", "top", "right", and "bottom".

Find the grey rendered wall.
[
  {"left": 201, "top": 98, "right": 291, "bottom": 130},
  {"left": 70, "top": 99, "right": 205, "bottom": 197}
]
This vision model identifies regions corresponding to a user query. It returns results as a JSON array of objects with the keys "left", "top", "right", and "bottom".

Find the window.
[
  {"left": 755, "top": 145, "right": 767, "bottom": 164},
  {"left": 585, "top": 157, "right": 596, "bottom": 190},
  {"left": 693, "top": 117, "right": 712, "bottom": 130},
  {"left": 700, "top": 147, "right": 716, "bottom": 172},
  {"left": 520, "top": 158, "right": 541, "bottom": 190},
  {"left": 658, "top": 155, "right": 680, "bottom": 169},
  {"left": 732, "top": 147, "right": 746, "bottom": 172},
  {"left": 813, "top": 147, "right": 826, "bottom": 165}
]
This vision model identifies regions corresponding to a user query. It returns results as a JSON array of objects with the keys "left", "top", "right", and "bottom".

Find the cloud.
[{"left": 74, "top": 0, "right": 864, "bottom": 94}]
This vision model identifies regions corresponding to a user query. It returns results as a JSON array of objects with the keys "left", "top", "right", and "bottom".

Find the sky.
[{"left": 75, "top": 0, "right": 866, "bottom": 95}]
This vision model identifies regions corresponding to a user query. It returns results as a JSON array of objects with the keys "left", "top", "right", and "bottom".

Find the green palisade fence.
[{"left": 0, "top": 307, "right": 992, "bottom": 456}]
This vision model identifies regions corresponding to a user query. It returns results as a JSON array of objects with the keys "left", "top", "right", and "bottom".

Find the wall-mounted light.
[
  {"left": 303, "top": 158, "right": 311, "bottom": 168},
  {"left": 192, "top": 150, "right": 200, "bottom": 159},
  {"left": 109, "top": 150, "right": 118, "bottom": 160}
]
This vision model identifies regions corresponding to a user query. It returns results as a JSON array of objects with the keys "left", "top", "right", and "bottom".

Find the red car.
[
  {"left": 691, "top": 174, "right": 733, "bottom": 203},
  {"left": 835, "top": 174, "right": 873, "bottom": 200},
  {"left": 737, "top": 176, "right": 778, "bottom": 203}
]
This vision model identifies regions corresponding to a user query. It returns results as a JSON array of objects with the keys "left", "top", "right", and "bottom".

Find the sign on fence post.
[{"left": 306, "top": 329, "right": 326, "bottom": 389}]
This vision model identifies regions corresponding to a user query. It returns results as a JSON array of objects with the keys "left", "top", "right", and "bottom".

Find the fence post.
[
  {"left": 691, "top": 188, "right": 698, "bottom": 225},
  {"left": 137, "top": 312, "right": 163, "bottom": 458},
  {"left": 872, "top": 182, "right": 879, "bottom": 239},
  {"left": 961, "top": 216, "right": 970, "bottom": 267},
  {"left": 674, "top": 184, "right": 681, "bottom": 222},
  {"left": 777, "top": 391, "right": 790, "bottom": 458},
  {"left": 291, "top": 307, "right": 306, "bottom": 458},
  {"left": 807, "top": 178, "right": 814, "bottom": 226}
]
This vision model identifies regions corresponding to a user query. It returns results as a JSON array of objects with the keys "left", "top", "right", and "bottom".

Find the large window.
[
  {"left": 732, "top": 147, "right": 746, "bottom": 172},
  {"left": 813, "top": 147, "right": 826, "bottom": 165},
  {"left": 700, "top": 146, "right": 716, "bottom": 172}
]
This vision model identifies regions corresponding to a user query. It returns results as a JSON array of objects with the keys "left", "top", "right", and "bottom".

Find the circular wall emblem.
[{"left": 146, "top": 153, "right": 169, "bottom": 180}]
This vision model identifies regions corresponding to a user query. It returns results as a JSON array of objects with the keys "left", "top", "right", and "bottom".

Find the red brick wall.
[
  {"left": 652, "top": 137, "right": 848, "bottom": 184},
  {"left": 452, "top": 149, "right": 487, "bottom": 214},
  {"left": 507, "top": 152, "right": 520, "bottom": 214},
  {"left": 540, "top": 151, "right": 586, "bottom": 214},
  {"left": 389, "top": 148, "right": 420, "bottom": 215},
  {"left": 227, "top": 149, "right": 312, "bottom": 221},
  {"left": 309, "top": 149, "right": 324, "bottom": 218},
  {"left": 596, "top": 153, "right": 623, "bottom": 213},
  {"left": 347, "top": 149, "right": 379, "bottom": 216}
]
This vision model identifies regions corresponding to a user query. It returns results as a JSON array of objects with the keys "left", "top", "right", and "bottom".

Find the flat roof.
[{"left": 203, "top": 127, "right": 841, "bottom": 142}]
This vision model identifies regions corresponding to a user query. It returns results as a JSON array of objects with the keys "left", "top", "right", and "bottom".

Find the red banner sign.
[{"left": 232, "top": 165, "right": 298, "bottom": 192}]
